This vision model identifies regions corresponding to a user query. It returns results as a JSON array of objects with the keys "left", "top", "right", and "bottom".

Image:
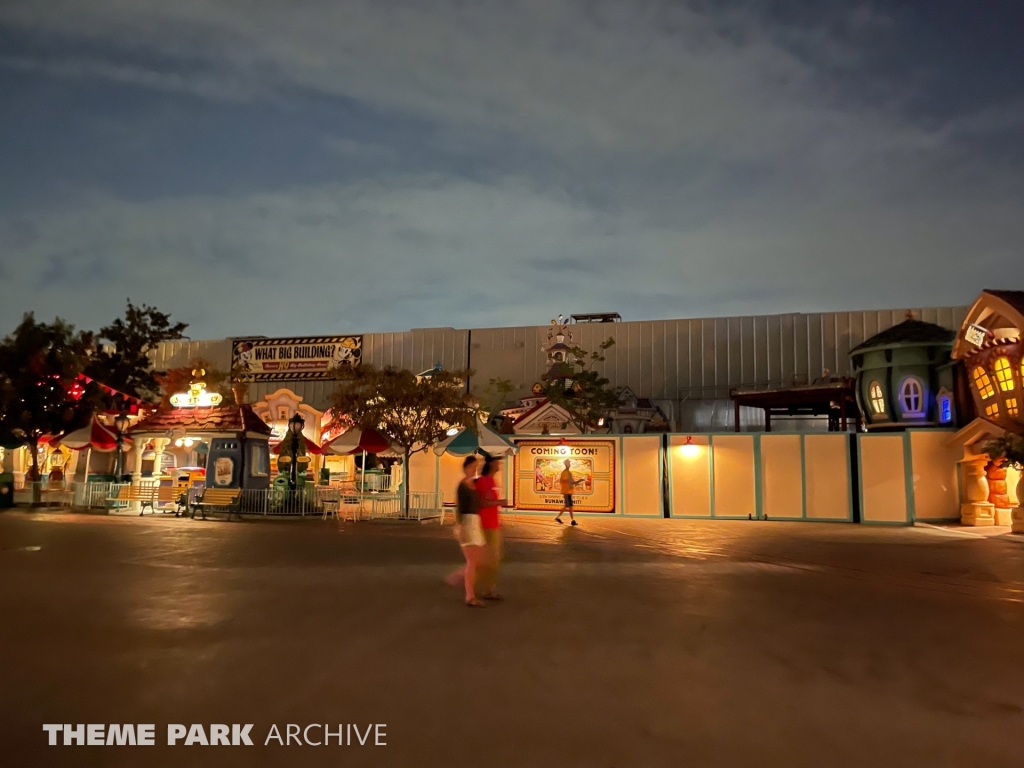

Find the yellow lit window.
[
  {"left": 973, "top": 367, "right": 995, "bottom": 399},
  {"left": 985, "top": 402, "right": 999, "bottom": 418},
  {"left": 1007, "top": 398, "right": 1019, "bottom": 417},
  {"left": 869, "top": 381, "right": 885, "bottom": 414},
  {"left": 994, "top": 357, "right": 1014, "bottom": 391}
]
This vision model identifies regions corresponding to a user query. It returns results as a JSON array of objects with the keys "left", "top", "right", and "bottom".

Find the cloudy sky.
[{"left": 1, "top": 0, "right": 1021, "bottom": 339}]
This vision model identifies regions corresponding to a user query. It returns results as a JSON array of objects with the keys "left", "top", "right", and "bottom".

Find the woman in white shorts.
[{"left": 450, "top": 455, "right": 487, "bottom": 606}]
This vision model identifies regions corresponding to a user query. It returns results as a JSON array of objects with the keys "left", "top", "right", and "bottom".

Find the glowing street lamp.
[{"left": 113, "top": 412, "right": 130, "bottom": 479}]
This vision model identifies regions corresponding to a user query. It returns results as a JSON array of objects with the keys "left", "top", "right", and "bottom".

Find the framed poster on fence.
[{"left": 513, "top": 440, "right": 616, "bottom": 513}]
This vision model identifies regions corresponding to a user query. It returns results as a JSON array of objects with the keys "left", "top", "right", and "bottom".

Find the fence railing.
[
  {"left": 11, "top": 481, "right": 119, "bottom": 508},
  {"left": 6, "top": 479, "right": 443, "bottom": 522}
]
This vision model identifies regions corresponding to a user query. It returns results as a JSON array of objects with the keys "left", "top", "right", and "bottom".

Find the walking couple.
[{"left": 448, "top": 452, "right": 506, "bottom": 607}]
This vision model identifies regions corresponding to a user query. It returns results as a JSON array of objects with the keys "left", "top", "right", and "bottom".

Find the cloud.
[
  {"left": 0, "top": 0, "right": 1020, "bottom": 339},
  {"left": 0, "top": 0, "right": 934, "bottom": 158},
  {"left": 0, "top": 55, "right": 265, "bottom": 102},
  {"left": 2, "top": 171, "right": 1020, "bottom": 337}
]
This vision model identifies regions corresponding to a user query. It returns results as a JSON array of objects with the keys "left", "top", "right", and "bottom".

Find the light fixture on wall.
[{"left": 680, "top": 436, "right": 700, "bottom": 458}]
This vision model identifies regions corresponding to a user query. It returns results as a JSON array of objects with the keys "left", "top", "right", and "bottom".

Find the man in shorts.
[{"left": 554, "top": 458, "right": 579, "bottom": 526}]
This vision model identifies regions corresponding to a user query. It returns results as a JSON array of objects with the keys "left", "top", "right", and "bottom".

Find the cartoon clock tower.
[{"left": 542, "top": 317, "right": 576, "bottom": 393}]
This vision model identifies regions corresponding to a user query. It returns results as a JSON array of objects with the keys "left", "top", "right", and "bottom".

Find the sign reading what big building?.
[
  {"left": 232, "top": 336, "right": 362, "bottom": 381},
  {"left": 513, "top": 439, "right": 616, "bottom": 513}
]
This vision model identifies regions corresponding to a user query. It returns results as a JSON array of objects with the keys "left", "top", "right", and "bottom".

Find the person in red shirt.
[{"left": 474, "top": 453, "right": 508, "bottom": 601}]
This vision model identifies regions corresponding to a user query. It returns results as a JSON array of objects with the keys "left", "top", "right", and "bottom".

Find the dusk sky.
[{"left": 1, "top": 1, "right": 1021, "bottom": 339}]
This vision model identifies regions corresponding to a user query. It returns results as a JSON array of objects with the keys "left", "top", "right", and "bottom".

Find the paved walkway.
[{"left": 1, "top": 510, "right": 1022, "bottom": 767}]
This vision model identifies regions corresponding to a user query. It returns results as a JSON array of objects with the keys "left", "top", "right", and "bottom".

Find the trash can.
[{"left": 0, "top": 473, "right": 14, "bottom": 509}]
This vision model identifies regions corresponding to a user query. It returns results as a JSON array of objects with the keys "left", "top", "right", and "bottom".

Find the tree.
[
  {"left": 154, "top": 358, "right": 236, "bottom": 408},
  {"left": 476, "top": 376, "right": 514, "bottom": 426},
  {"left": 543, "top": 337, "right": 619, "bottom": 434},
  {"left": 330, "top": 365, "right": 476, "bottom": 509},
  {"left": 86, "top": 300, "right": 187, "bottom": 403},
  {"left": 0, "top": 314, "right": 102, "bottom": 493}
]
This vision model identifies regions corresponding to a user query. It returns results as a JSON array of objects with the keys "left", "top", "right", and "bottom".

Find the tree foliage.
[
  {"left": 476, "top": 376, "right": 514, "bottom": 423},
  {"left": 543, "top": 337, "right": 619, "bottom": 434},
  {"left": 0, "top": 313, "right": 102, "bottom": 479},
  {"left": 330, "top": 365, "right": 476, "bottom": 457},
  {"left": 86, "top": 300, "right": 187, "bottom": 402},
  {"left": 983, "top": 434, "right": 1024, "bottom": 470}
]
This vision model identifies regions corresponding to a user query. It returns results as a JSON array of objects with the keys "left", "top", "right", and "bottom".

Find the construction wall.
[
  {"left": 396, "top": 430, "right": 959, "bottom": 524},
  {"left": 668, "top": 432, "right": 851, "bottom": 521},
  {"left": 620, "top": 436, "right": 663, "bottom": 516}
]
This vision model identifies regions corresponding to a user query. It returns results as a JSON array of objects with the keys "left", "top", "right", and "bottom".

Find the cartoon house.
[
  {"left": 606, "top": 386, "right": 668, "bottom": 434},
  {"left": 850, "top": 312, "right": 957, "bottom": 429},
  {"left": 948, "top": 290, "right": 1024, "bottom": 529}
]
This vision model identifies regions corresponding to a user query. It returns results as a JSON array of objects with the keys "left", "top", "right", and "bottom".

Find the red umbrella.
[
  {"left": 57, "top": 417, "right": 130, "bottom": 452},
  {"left": 322, "top": 427, "right": 396, "bottom": 455},
  {"left": 270, "top": 434, "right": 323, "bottom": 455}
]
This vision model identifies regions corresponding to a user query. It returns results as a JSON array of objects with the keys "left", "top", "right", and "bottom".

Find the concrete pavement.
[{"left": 1, "top": 510, "right": 1022, "bottom": 767}]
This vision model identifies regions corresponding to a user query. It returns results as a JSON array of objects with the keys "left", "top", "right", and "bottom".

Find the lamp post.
[
  {"left": 113, "top": 412, "right": 130, "bottom": 481},
  {"left": 287, "top": 413, "right": 304, "bottom": 491}
]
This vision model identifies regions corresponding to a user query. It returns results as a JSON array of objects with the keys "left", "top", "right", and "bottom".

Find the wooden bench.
[
  {"left": 106, "top": 485, "right": 158, "bottom": 515},
  {"left": 156, "top": 486, "right": 188, "bottom": 517},
  {"left": 191, "top": 487, "right": 242, "bottom": 521}
]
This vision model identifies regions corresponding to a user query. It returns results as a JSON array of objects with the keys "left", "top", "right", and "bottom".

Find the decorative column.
[
  {"left": 960, "top": 455, "right": 995, "bottom": 526},
  {"left": 986, "top": 461, "right": 1013, "bottom": 527},
  {"left": 151, "top": 438, "right": 170, "bottom": 482}
]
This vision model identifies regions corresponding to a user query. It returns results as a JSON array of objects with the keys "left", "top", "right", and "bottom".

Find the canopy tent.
[
  {"left": 323, "top": 427, "right": 400, "bottom": 456},
  {"left": 270, "top": 434, "right": 324, "bottom": 455},
  {"left": 433, "top": 422, "right": 518, "bottom": 457}
]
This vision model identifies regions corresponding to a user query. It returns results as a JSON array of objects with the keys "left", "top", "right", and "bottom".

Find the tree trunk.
[
  {"left": 403, "top": 448, "right": 411, "bottom": 517},
  {"left": 29, "top": 437, "right": 41, "bottom": 506}
]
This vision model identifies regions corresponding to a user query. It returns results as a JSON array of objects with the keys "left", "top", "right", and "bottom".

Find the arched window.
[
  {"left": 973, "top": 367, "right": 995, "bottom": 399},
  {"left": 869, "top": 381, "right": 885, "bottom": 414},
  {"left": 993, "top": 357, "right": 1015, "bottom": 391},
  {"left": 937, "top": 394, "right": 953, "bottom": 424},
  {"left": 899, "top": 378, "right": 925, "bottom": 416}
]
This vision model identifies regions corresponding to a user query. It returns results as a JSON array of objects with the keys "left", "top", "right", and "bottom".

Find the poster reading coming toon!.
[
  {"left": 513, "top": 440, "right": 616, "bottom": 513},
  {"left": 232, "top": 336, "right": 362, "bottom": 381}
]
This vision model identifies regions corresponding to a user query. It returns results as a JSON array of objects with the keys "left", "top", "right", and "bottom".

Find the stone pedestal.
[
  {"left": 1014, "top": 474, "right": 1024, "bottom": 534},
  {"left": 1012, "top": 506, "right": 1024, "bottom": 534},
  {"left": 961, "top": 457, "right": 995, "bottom": 526},
  {"left": 962, "top": 501, "right": 996, "bottom": 526}
]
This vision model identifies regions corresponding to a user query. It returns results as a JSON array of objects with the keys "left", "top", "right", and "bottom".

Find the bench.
[
  {"left": 191, "top": 487, "right": 242, "bottom": 521},
  {"left": 106, "top": 485, "right": 158, "bottom": 515},
  {"left": 156, "top": 486, "right": 188, "bottom": 517}
]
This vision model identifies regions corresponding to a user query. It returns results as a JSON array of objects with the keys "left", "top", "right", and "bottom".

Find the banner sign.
[
  {"left": 513, "top": 439, "right": 616, "bottom": 513},
  {"left": 964, "top": 323, "right": 988, "bottom": 348},
  {"left": 232, "top": 336, "right": 362, "bottom": 381}
]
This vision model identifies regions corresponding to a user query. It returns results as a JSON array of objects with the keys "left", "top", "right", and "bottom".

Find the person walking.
[
  {"left": 554, "top": 458, "right": 579, "bottom": 526},
  {"left": 447, "top": 455, "right": 488, "bottom": 607},
  {"left": 475, "top": 453, "right": 508, "bottom": 601}
]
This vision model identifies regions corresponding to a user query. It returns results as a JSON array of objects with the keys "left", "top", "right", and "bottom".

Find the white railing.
[
  {"left": 11, "top": 480, "right": 120, "bottom": 509},
  {"left": 4, "top": 479, "right": 443, "bottom": 522}
]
